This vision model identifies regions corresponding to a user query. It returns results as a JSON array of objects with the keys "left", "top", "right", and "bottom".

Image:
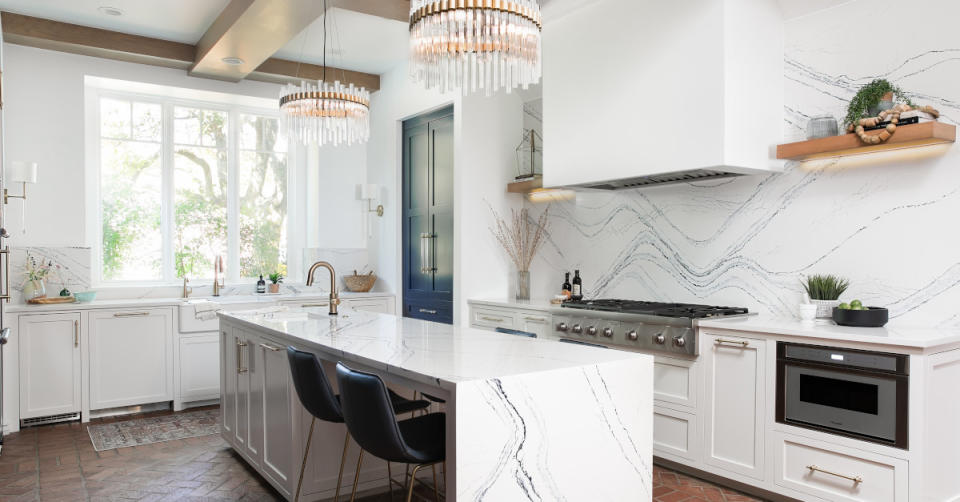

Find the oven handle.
[{"left": 806, "top": 464, "right": 862, "bottom": 485}]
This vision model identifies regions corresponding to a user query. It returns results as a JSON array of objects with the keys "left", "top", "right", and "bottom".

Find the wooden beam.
[
  {"left": 337, "top": 0, "right": 410, "bottom": 22},
  {"left": 0, "top": 11, "right": 379, "bottom": 91},
  {"left": 190, "top": 0, "right": 328, "bottom": 82},
  {"left": 0, "top": 12, "right": 195, "bottom": 70}
]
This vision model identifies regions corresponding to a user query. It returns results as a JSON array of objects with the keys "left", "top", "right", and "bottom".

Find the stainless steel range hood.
[{"left": 541, "top": 0, "right": 785, "bottom": 189}]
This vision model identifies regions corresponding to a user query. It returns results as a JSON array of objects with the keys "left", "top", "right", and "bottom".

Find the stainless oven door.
[{"left": 784, "top": 364, "right": 898, "bottom": 443}]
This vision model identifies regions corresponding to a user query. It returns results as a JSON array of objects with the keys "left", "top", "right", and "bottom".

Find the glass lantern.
[{"left": 514, "top": 129, "right": 543, "bottom": 180}]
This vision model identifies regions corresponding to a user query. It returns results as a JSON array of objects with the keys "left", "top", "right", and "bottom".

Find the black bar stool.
[
  {"left": 336, "top": 362, "right": 446, "bottom": 502},
  {"left": 287, "top": 347, "right": 430, "bottom": 501}
]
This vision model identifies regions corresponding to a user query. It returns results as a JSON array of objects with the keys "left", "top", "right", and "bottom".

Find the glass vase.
[
  {"left": 515, "top": 270, "right": 531, "bottom": 301},
  {"left": 24, "top": 280, "right": 46, "bottom": 300}
]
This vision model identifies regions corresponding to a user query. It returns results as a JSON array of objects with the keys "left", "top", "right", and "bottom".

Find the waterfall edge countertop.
[{"left": 218, "top": 308, "right": 655, "bottom": 501}]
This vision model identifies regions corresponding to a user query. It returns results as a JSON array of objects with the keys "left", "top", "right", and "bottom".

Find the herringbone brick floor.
[{"left": 0, "top": 406, "right": 764, "bottom": 501}]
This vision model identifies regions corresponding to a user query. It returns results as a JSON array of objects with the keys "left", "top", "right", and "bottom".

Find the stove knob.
[
  {"left": 626, "top": 330, "right": 639, "bottom": 341},
  {"left": 602, "top": 327, "right": 614, "bottom": 338},
  {"left": 672, "top": 336, "right": 686, "bottom": 348},
  {"left": 586, "top": 326, "right": 598, "bottom": 336},
  {"left": 571, "top": 324, "right": 582, "bottom": 334},
  {"left": 653, "top": 333, "right": 666, "bottom": 344},
  {"left": 556, "top": 322, "right": 569, "bottom": 332}
]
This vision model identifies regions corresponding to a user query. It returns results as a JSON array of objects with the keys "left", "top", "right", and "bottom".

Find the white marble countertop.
[
  {"left": 5, "top": 291, "right": 394, "bottom": 313},
  {"left": 467, "top": 297, "right": 557, "bottom": 311},
  {"left": 220, "top": 308, "right": 649, "bottom": 389},
  {"left": 698, "top": 315, "right": 960, "bottom": 350}
]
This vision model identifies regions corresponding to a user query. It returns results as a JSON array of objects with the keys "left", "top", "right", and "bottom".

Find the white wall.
[{"left": 366, "top": 61, "right": 524, "bottom": 321}]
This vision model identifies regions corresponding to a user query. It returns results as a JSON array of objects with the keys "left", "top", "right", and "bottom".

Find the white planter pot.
[{"left": 810, "top": 299, "right": 841, "bottom": 318}]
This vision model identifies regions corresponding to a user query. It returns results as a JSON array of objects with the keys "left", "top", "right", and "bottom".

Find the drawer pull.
[
  {"left": 806, "top": 464, "right": 862, "bottom": 485},
  {"left": 418, "top": 308, "right": 437, "bottom": 315},
  {"left": 480, "top": 316, "right": 504, "bottom": 322},
  {"left": 259, "top": 342, "right": 283, "bottom": 352},
  {"left": 113, "top": 312, "right": 150, "bottom": 318},
  {"left": 301, "top": 303, "right": 329, "bottom": 308},
  {"left": 523, "top": 316, "right": 545, "bottom": 323},
  {"left": 715, "top": 338, "right": 749, "bottom": 347}
]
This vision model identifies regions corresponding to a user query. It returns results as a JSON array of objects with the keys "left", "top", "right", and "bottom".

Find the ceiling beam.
[
  {"left": 336, "top": 0, "right": 409, "bottom": 22},
  {"left": 0, "top": 12, "right": 379, "bottom": 91},
  {"left": 190, "top": 0, "right": 328, "bottom": 82}
]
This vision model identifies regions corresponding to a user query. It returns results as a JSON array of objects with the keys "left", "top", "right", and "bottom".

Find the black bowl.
[{"left": 832, "top": 306, "right": 889, "bottom": 327}]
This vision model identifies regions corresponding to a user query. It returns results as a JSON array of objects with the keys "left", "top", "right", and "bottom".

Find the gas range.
[{"left": 549, "top": 299, "right": 750, "bottom": 356}]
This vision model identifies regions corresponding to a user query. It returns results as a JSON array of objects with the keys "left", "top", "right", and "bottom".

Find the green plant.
[
  {"left": 844, "top": 79, "right": 913, "bottom": 127},
  {"left": 268, "top": 272, "right": 284, "bottom": 284},
  {"left": 802, "top": 274, "right": 850, "bottom": 301}
]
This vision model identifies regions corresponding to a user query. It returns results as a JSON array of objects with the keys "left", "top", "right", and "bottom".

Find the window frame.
[{"left": 88, "top": 88, "right": 292, "bottom": 286}]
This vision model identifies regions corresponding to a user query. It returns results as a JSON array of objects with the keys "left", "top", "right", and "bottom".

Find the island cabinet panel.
[
  {"left": 702, "top": 332, "right": 767, "bottom": 481},
  {"left": 18, "top": 313, "right": 82, "bottom": 420},
  {"left": 219, "top": 329, "right": 237, "bottom": 440},
  {"left": 254, "top": 336, "right": 295, "bottom": 498},
  {"left": 88, "top": 308, "right": 173, "bottom": 410},
  {"left": 221, "top": 325, "right": 260, "bottom": 467}
]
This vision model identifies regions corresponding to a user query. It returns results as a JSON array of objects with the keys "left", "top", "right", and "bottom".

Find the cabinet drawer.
[
  {"left": 774, "top": 433, "right": 908, "bottom": 502},
  {"left": 653, "top": 356, "right": 697, "bottom": 408},
  {"left": 653, "top": 406, "right": 699, "bottom": 462},
  {"left": 471, "top": 308, "right": 515, "bottom": 328}
]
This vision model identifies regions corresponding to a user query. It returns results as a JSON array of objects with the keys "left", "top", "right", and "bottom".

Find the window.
[{"left": 96, "top": 94, "right": 288, "bottom": 283}]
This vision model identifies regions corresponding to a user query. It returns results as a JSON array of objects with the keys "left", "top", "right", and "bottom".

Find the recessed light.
[
  {"left": 221, "top": 57, "right": 245, "bottom": 66},
  {"left": 98, "top": 6, "right": 123, "bottom": 16}
]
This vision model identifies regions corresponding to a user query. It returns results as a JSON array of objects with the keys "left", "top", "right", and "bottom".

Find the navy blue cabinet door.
[{"left": 402, "top": 108, "right": 454, "bottom": 324}]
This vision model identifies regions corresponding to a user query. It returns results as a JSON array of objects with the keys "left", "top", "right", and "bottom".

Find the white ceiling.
[
  {"left": 0, "top": 0, "right": 230, "bottom": 44},
  {"left": 0, "top": 0, "right": 410, "bottom": 75}
]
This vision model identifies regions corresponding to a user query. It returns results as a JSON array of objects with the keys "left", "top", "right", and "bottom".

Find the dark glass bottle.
[
  {"left": 256, "top": 275, "right": 266, "bottom": 294},
  {"left": 562, "top": 272, "right": 572, "bottom": 297},
  {"left": 571, "top": 270, "right": 583, "bottom": 301}
]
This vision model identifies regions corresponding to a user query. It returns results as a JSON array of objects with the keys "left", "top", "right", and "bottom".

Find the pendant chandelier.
[
  {"left": 280, "top": 0, "right": 370, "bottom": 146},
  {"left": 409, "top": 0, "right": 542, "bottom": 96}
]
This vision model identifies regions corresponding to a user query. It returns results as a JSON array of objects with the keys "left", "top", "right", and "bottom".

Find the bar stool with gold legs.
[
  {"left": 336, "top": 362, "right": 446, "bottom": 502},
  {"left": 286, "top": 347, "right": 430, "bottom": 501}
]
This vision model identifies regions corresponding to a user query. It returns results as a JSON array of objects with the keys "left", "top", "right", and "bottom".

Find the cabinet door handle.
[
  {"left": 236, "top": 340, "right": 248, "bottom": 373},
  {"left": 300, "top": 303, "right": 329, "bottom": 308},
  {"left": 259, "top": 342, "right": 283, "bottom": 352},
  {"left": 419, "top": 233, "right": 436, "bottom": 274},
  {"left": 806, "top": 465, "right": 862, "bottom": 484},
  {"left": 523, "top": 316, "right": 545, "bottom": 323},
  {"left": 113, "top": 312, "right": 150, "bottom": 318},
  {"left": 0, "top": 247, "right": 10, "bottom": 302},
  {"left": 418, "top": 308, "right": 437, "bottom": 315},
  {"left": 715, "top": 338, "right": 749, "bottom": 347},
  {"left": 481, "top": 316, "right": 504, "bottom": 322},
  {"left": 74, "top": 320, "right": 79, "bottom": 348}
]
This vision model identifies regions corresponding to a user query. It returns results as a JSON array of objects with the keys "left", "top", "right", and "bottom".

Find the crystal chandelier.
[
  {"left": 279, "top": 0, "right": 370, "bottom": 146},
  {"left": 409, "top": 0, "right": 542, "bottom": 96}
]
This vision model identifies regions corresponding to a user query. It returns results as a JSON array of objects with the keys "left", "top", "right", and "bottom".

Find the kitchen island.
[{"left": 218, "top": 307, "right": 653, "bottom": 501}]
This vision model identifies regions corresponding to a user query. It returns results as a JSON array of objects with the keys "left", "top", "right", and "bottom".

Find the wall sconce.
[
  {"left": 357, "top": 184, "right": 384, "bottom": 217},
  {"left": 4, "top": 160, "right": 38, "bottom": 204}
]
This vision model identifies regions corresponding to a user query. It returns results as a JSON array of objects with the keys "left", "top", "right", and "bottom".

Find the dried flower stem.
[{"left": 489, "top": 205, "right": 549, "bottom": 271}]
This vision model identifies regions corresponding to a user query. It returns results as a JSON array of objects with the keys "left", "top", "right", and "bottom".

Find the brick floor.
[{"left": 0, "top": 407, "right": 765, "bottom": 501}]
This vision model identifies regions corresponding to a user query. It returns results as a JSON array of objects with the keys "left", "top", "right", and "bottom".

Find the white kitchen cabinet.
[
  {"left": 254, "top": 336, "right": 295, "bottom": 497},
  {"left": 220, "top": 328, "right": 237, "bottom": 441},
  {"left": 88, "top": 308, "right": 173, "bottom": 410},
  {"left": 517, "top": 312, "right": 551, "bottom": 338},
  {"left": 653, "top": 406, "right": 700, "bottom": 463},
  {"left": 178, "top": 333, "right": 221, "bottom": 402},
  {"left": 470, "top": 306, "right": 516, "bottom": 330},
  {"left": 653, "top": 356, "right": 698, "bottom": 409},
  {"left": 702, "top": 332, "right": 767, "bottom": 480},
  {"left": 18, "top": 313, "right": 82, "bottom": 420}
]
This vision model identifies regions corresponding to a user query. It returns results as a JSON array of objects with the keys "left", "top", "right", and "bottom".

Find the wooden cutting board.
[{"left": 27, "top": 296, "right": 77, "bottom": 305}]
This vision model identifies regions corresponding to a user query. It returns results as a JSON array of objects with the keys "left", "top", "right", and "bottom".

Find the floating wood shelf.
[
  {"left": 507, "top": 176, "right": 543, "bottom": 193},
  {"left": 777, "top": 122, "right": 956, "bottom": 161}
]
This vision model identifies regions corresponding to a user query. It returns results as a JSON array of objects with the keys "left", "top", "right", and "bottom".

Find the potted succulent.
[
  {"left": 802, "top": 274, "right": 850, "bottom": 318},
  {"left": 268, "top": 272, "right": 283, "bottom": 294}
]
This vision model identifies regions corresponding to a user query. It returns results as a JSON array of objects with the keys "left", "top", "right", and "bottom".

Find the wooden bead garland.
[{"left": 846, "top": 103, "right": 940, "bottom": 145}]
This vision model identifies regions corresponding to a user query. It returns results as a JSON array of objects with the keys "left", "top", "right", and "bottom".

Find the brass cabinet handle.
[
  {"left": 74, "top": 320, "right": 79, "bottom": 348},
  {"left": 715, "top": 338, "right": 749, "bottom": 347},
  {"left": 259, "top": 342, "right": 282, "bottom": 352},
  {"left": 0, "top": 247, "right": 10, "bottom": 302},
  {"left": 236, "top": 340, "right": 248, "bottom": 373},
  {"left": 113, "top": 312, "right": 150, "bottom": 318},
  {"left": 523, "top": 316, "right": 546, "bottom": 323},
  {"left": 480, "top": 316, "right": 504, "bottom": 322},
  {"left": 300, "top": 303, "right": 329, "bottom": 308},
  {"left": 419, "top": 308, "right": 437, "bottom": 315},
  {"left": 806, "top": 465, "right": 862, "bottom": 484}
]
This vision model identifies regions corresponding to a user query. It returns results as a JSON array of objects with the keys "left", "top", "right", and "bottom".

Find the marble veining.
[{"left": 526, "top": 0, "right": 960, "bottom": 328}]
